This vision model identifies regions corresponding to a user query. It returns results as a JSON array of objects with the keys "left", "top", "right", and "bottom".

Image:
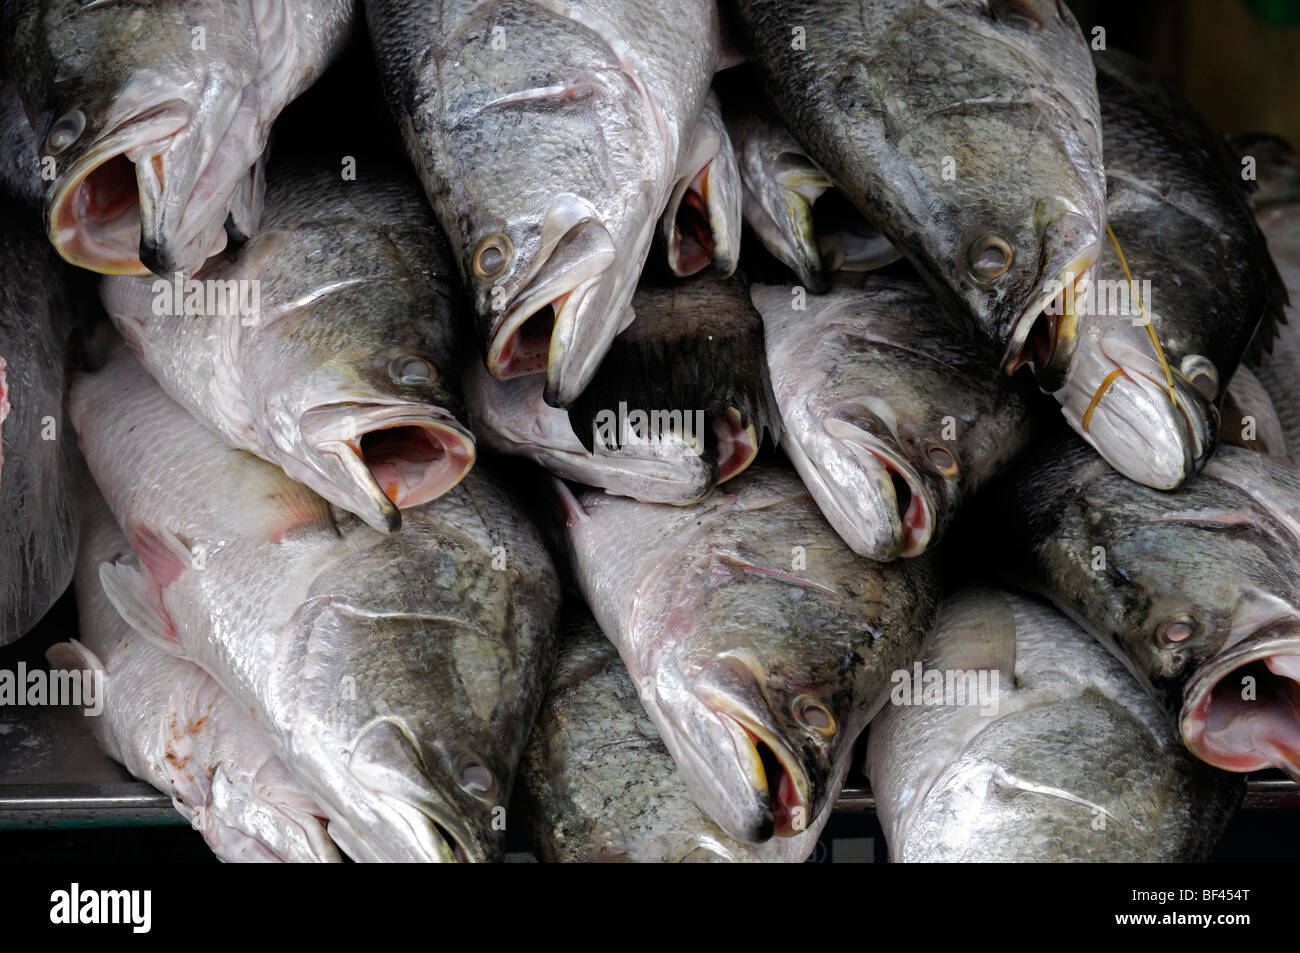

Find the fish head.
[
  {"left": 647, "top": 649, "right": 842, "bottom": 844},
  {"left": 250, "top": 292, "right": 475, "bottom": 532},
  {"left": 285, "top": 523, "right": 554, "bottom": 862},
  {"left": 23, "top": 3, "right": 263, "bottom": 276},
  {"left": 462, "top": 190, "right": 631, "bottom": 408},
  {"left": 661, "top": 97, "right": 743, "bottom": 278},
  {"left": 787, "top": 394, "right": 946, "bottom": 560},
  {"left": 1055, "top": 304, "right": 1218, "bottom": 489},
  {"left": 1180, "top": 593, "right": 1300, "bottom": 780}
]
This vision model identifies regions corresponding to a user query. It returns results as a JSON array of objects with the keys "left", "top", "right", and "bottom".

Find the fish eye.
[
  {"left": 966, "top": 233, "right": 1013, "bottom": 281},
  {"left": 472, "top": 233, "right": 513, "bottom": 278},
  {"left": 457, "top": 757, "right": 495, "bottom": 798},
  {"left": 793, "top": 695, "right": 835, "bottom": 736},
  {"left": 45, "top": 109, "right": 86, "bottom": 156},
  {"left": 388, "top": 356, "right": 435, "bottom": 385},
  {"left": 1179, "top": 354, "right": 1219, "bottom": 400},
  {"left": 1156, "top": 613, "right": 1201, "bottom": 646},
  {"left": 926, "top": 444, "right": 959, "bottom": 477}
]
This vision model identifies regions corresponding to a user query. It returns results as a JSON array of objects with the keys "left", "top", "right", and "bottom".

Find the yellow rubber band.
[
  {"left": 1082, "top": 367, "right": 1126, "bottom": 432},
  {"left": 1105, "top": 223, "right": 1179, "bottom": 409}
]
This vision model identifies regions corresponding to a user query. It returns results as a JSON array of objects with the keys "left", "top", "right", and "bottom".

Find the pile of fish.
[{"left": 0, "top": 0, "right": 1295, "bottom": 862}]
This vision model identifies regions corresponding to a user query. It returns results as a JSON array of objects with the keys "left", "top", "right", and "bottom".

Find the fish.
[
  {"left": 721, "top": 87, "right": 898, "bottom": 294},
  {"left": 983, "top": 435, "right": 1300, "bottom": 779},
  {"left": 752, "top": 279, "right": 1037, "bottom": 560},
  {"left": 467, "top": 273, "right": 776, "bottom": 505},
  {"left": 730, "top": 0, "right": 1106, "bottom": 384},
  {"left": 1235, "top": 133, "right": 1300, "bottom": 209},
  {"left": 100, "top": 163, "right": 476, "bottom": 534},
  {"left": 51, "top": 488, "right": 341, "bottom": 863},
  {"left": 1220, "top": 365, "right": 1287, "bottom": 458},
  {"left": 865, "top": 588, "right": 1243, "bottom": 862},
  {"left": 517, "top": 607, "right": 841, "bottom": 862},
  {"left": 659, "top": 93, "right": 743, "bottom": 278},
  {"left": 552, "top": 465, "right": 940, "bottom": 842},
  {"left": 0, "top": 82, "right": 43, "bottom": 211},
  {"left": 0, "top": 194, "right": 86, "bottom": 644},
  {"left": 2, "top": 0, "right": 355, "bottom": 277},
  {"left": 70, "top": 342, "right": 560, "bottom": 862},
  {"left": 1051, "top": 51, "right": 1288, "bottom": 488},
  {"left": 366, "top": 0, "right": 721, "bottom": 406}
]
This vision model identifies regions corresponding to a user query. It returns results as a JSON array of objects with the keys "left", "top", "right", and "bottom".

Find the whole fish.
[
  {"left": 101, "top": 163, "right": 476, "bottom": 533},
  {"left": 2, "top": 0, "right": 355, "bottom": 276},
  {"left": 752, "top": 280, "right": 1036, "bottom": 561},
  {"left": 1051, "top": 52, "right": 1287, "bottom": 488},
  {"left": 518, "top": 608, "right": 840, "bottom": 862},
  {"left": 722, "top": 88, "right": 897, "bottom": 294},
  {"left": 554, "top": 465, "right": 940, "bottom": 842},
  {"left": 71, "top": 343, "right": 560, "bottom": 862},
  {"left": 866, "top": 588, "right": 1242, "bottom": 862},
  {"left": 985, "top": 436, "right": 1300, "bottom": 779},
  {"left": 467, "top": 273, "right": 776, "bottom": 504},
  {"left": 53, "top": 488, "right": 341, "bottom": 863},
  {"left": 367, "top": 0, "right": 721, "bottom": 406},
  {"left": 659, "top": 93, "right": 742, "bottom": 278},
  {"left": 0, "top": 197, "right": 84, "bottom": 644},
  {"left": 730, "top": 0, "right": 1106, "bottom": 383}
]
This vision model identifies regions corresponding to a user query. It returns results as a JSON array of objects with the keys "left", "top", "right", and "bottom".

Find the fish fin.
[
  {"left": 551, "top": 478, "right": 589, "bottom": 526},
  {"left": 127, "top": 524, "right": 193, "bottom": 586},
  {"left": 924, "top": 590, "right": 1018, "bottom": 681},
  {"left": 258, "top": 487, "right": 335, "bottom": 543},
  {"left": 98, "top": 561, "right": 184, "bottom": 656}
]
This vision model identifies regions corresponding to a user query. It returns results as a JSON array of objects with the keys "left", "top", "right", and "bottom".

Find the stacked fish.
[{"left": 0, "top": 0, "right": 1295, "bottom": 863}]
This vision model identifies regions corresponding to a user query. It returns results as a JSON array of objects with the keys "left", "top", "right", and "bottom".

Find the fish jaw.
[
  {"left": 782, "top": 409, "right": 934, "bottom": 561},
  {"left": 1001, "top": 210, "right": 1103, "bottom": 388},
  {"left": 45, "top": 100, "right": 194, "bottom": 275},
  {"left": 739, "top": 156, "right": 832, "bottom": 293},
  {"left": 1180, "top": 619, "right": 1300, "bottom": 779},
  {"left": 1055, "top": 317, "right": 1216, "bottom": 490},
  {"left": 297, "top": 403, "right": 477, "bottom": 532},
  {"left": 663, "top": 111, "right": 743, "bottom": 278},
  {"left": 201, "top": 767, "right": 342, "bottom": 864},
  {"left": 482, "top": 195, "right": 624, "bottom": 406}
]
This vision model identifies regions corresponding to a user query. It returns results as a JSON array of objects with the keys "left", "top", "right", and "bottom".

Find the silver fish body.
[
  {"left": 518, "top": 608, "right": 839, "bottom": 862},
  {"left": 3, "top": 0, "right": 355, "bottom": 276},
  {"left": 986, "top": 436, "right": 1300, "bottom": 780},
  {"left": 753, "top": 279, "right": 1036, "bottom": 560},
  {"left": 866, "top": 588, "right": 1242, "bottom": 862},
  {"left": 71, "top": 344, "right": 560, "bottom": 862},
  {"left": 554, "top": 465, "right": 940, "bottom": 843},
  {"left": 100, "top": 163, "right": 476, "bottom": 534},
  {"left": 366, "top": 0, "right": 721, "bottom": 406},
  {"left": 731, "top": 0, "right": 1106, "bottom": 382},
  {"left": 55, "top": 488, "right": 340, "bottom": 863}
]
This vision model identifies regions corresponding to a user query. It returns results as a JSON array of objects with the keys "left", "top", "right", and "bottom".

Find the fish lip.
[
  {"left": 1000, "top": 241, "right": 1101, "bottom": 387},
  {"left": 324, "top": 796, "right": 486, "bottom": 863},
  {"left": 298, "top": 402, "right": 477, "bottom": 532},
  {"left": 46, "top": 99, "right": 192, "bottom": 275},
  {"left": 694, "top": 660, "right": 816, "bottom": 838},
  {"left": 818, "top": 419, "right": 935, "bottom": 559},
  {"left": 1180, "top": 623, "right": 1300, "bottom": 778}
]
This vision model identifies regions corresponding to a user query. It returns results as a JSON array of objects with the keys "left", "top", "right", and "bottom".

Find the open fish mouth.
[
  {"left": 819, "top": 418, "right": 935, "bottom": 559},
  {"left": 1180, "top": 623, "right": 1300, "bottom": 779},
  {"left": 694, "top": 659, "right": 817, "bottom": 839},
  {"left": 664, "top": 157, "right": 741, "bottom": 278},
  {"left": 485, "top": 200, "right": 620, "bottom": 407},
  {"left": 46, "top": 101, "right": 194, "bottom": 275},
  {"left": 1002, "top": 241, "right": 1100, "bottom": 389},
  {"left": 711, "top": 408, "right": 759, "bottom": 484},
  {"left": 299, "top": 404, "right": 477, "bottom": 532}
]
